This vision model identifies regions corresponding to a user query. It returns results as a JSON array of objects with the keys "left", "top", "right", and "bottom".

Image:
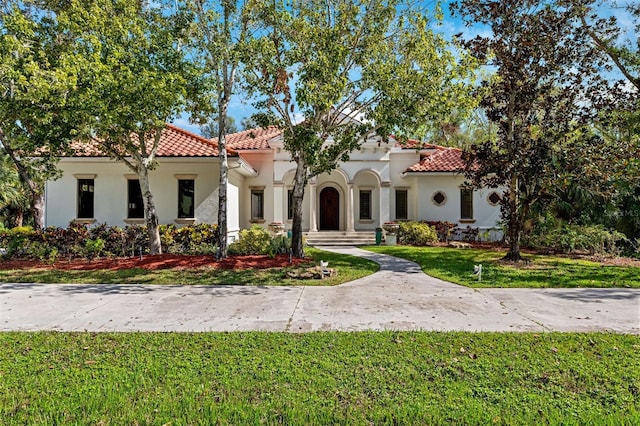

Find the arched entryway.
[{"left": 319, "top": 187, "right": 340, "bottom": 230}]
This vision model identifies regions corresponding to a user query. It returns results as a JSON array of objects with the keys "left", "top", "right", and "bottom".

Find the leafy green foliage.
[
  {"left": 1, "top": 332, "right": 638, "bottom": 424},
  {"left": 397, "top": 222, "right": 438, "bottom": 246},
  {"left": 0, "top": 2, "right": 88, "bottom": 229},
  {"left": 244, "top": 0, "right": 480, "bottom": 257},
  {"left": 0, "top": 223, "right": 220, "bottom": 260},
  {"left": 453, "top": 0, "right": 603, "bottom": 261},
  {"left": 523, "top": 219, "right": 627, "bottom": 256},
  {"left": 84, "top": 239, "right": 105, "bottom": 259},
  {"left": 424, "top": 221, "right": 458, "bottom": 242},
  {"left": 228, "top": 225, "right": 273, "bottom": 256},
  {"left": 159, "top": 223, "right": 219, "bottom": 255}
]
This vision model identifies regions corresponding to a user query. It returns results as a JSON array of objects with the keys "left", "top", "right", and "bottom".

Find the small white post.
[{"left": 473, "top": 264, "right": 482, "bottom": 281}]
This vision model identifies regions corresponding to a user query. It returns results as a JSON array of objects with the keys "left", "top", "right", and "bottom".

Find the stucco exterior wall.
[
  {"left": 45, "top": 158, "right": 224, "bottom": 229},
  {"left": 44, "top": 141, "right": 504, "bottom": 240},
  {"left": 412, "top": 174, "right": 503, "bottom": 238}
]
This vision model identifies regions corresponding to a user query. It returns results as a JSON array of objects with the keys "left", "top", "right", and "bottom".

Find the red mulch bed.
[{"left": 0, "top": 254, "right": 311, "bottom": 271}]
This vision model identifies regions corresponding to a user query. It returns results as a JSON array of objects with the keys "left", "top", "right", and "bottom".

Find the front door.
[{"left": 319, "top": 187, "right": 340, "bottom": 230}]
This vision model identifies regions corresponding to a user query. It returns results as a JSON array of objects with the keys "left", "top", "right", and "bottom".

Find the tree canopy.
[
  {"left": 0, "top": 0, "right": 87, "bottom": 229},
  {"left": 63, "top": 0, "right": 198, "bottom": 254},
  {"left": 453, "top": 0, "right": 604, "bottom": 260},
  {"left": 244, "top": 0, "right": 479, "bottom": 256}
]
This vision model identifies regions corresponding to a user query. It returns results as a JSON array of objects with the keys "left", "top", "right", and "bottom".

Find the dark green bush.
[
  {"left": 397, "top": 222, "right": 438, "bottom": 246},
  {"left": 269, "top": 235, "right": 291, "bottom": 257},
  {"left": 524, "top": 221, "right": 627, "bottom": 255}
]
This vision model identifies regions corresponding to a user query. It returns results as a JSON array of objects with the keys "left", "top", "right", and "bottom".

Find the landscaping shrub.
[
  {"left": 88, "top": 223, "right": 128, "bottom": 257},
  {"left": 159, "top": 223, "right": 218, "bottom": 255},
  {"left": 524, "top": 221, "right": 627, "bottom": 255},
  {"left": 269, "top": 235, "right": 291, "bottom": 257},
  {"left": 397, "top": 222, "right": 438, "bottom": 246},
  {"left": 228, "top": 225, "right": 273, "bottom": 255},
  {"left": 0, "top": 226, "right": 39, "bottom": 258},
  {"left": 84, "top": 238, "right": 105, "bottom": 259},
  {"left": 423, "top": 221, "right": 457, "bottom": 242},
  {"left": 0, "top": 223, "right": 220, "bottom": 261}
]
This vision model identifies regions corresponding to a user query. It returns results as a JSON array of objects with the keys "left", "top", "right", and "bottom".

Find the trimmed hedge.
[{"left": 0, "top": 223, "right": 219, "bottom": 261}]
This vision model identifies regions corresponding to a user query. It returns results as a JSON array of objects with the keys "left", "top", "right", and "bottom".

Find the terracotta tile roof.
[
  {"left": 405, "top": 147, "right": 466, "bottom": 173},
  {"left": 70, "top": 124, "right": 232, "bottom": 157},
  {"left": 393, "top": 137, "right": 439, "bottom": 150},
  {"left": 221, "top": 126, "right": 282, "bottom": 150},
  {"left": 157, "top": 124, "right": 224, "bottom": 156}
]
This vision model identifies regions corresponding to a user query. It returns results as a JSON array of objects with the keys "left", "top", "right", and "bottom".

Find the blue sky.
[{"left": 172, "top": 0, "right": 636, "bottom": 136}]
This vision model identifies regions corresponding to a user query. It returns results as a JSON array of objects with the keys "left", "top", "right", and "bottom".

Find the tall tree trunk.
[
  {"left": 138, "top": 167, "right": 162, "bottom": 255},
  {"left": 13, "top": 207, "right": 24, "bottom": 228},
  {"left": 291, "top": 158, "right": 307, "bottom": 258},
  {"left": 217, "top": 104, "right": 229, "bottom": 258},
  {"left": 504, "top": 175, "right": 522, "bottom": 261},
  {"left": 31, "top": 191, "right": 45, "bottom": 231}
]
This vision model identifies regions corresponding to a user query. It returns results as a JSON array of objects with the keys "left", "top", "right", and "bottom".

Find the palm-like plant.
[{"left": 0, "top": 152, "right": 30, "bottom": 228}]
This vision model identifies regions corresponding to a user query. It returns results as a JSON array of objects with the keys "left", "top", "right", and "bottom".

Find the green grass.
[
  {"left": 0, "top": 248, "right": 378, "bottom": 286},
  {"left": 366, "top": 245, "right": 640, "bottom": 288},
  {"left": 1, "top": 332, "right": 637, "bottom": 425}
]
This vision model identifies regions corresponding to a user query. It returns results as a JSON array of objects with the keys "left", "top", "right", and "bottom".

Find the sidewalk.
[{"left": 1, "top": 247, "right": 638, "bottom": 333}]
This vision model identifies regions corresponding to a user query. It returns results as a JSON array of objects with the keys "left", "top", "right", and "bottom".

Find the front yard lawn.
[
  {"left": 0, "top": 248, "right": 379, "bottom": 286},
  {"left": 366, "top": 245, "right": 640, "bottom": 288},
  {"left": 1, "top": 331, "right": 637, "bottom": 425}
]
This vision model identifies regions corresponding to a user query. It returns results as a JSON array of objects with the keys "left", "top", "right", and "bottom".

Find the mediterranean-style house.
[{"left": 44, "top": 124, "right": 503, "bottom": 243}]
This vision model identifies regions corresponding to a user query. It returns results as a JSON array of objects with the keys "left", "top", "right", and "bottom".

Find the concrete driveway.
[{"left": 1, "top": 247, "right": 638, "bottom": 333}]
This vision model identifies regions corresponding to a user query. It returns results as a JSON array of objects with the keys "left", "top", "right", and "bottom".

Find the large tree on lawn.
[
  {"left": 66, "top": 0, "right": 196, "bottom": 254},
  {"left": 0, "top": 1, "right": 86, "bottom": 230},
  {"left": 245, "top": 0, "right": 479, "bottom": 257},
  {"left": 184, "top": 0, "right": 253, "bottom": 258},
  {"left": 452, "top": 0, "right": 601, "bottom": 261},
  {"left": 576, "top": 1, "right": 640, "bottom": 239}
]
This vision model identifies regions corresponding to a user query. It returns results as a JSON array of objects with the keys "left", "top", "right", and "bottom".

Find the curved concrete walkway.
[{"left": 1, "top": 247, "right": 638, "bottom": 333}]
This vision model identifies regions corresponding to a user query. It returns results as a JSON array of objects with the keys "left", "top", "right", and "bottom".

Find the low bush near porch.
[{"left": 1, "top": 332, "right": 637, "bottom": 424}]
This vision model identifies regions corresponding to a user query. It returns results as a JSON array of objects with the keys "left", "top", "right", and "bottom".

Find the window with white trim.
[
  {"left": 395, "top": 189, "right": 408, "bottom": 220},
  {"left": 251, "top": 188, "right": 264, "bottom": 221},
  {"left": 177, "top": 179, "right": 195, "bottom": 218},
  {"left": 77, "top": 178, "right": 95, "bottom": 219},
  {"left": 359, "top": 190, "right": 372, "bottom": 220},
  {"left": 460, "top": 187, "right": 474, "bottom": 220},
  {"left": 128, "top": 180, "right": 144, "bottom": 219}
]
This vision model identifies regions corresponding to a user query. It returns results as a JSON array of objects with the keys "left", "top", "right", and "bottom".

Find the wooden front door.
[{"left": 319, "top": 187, "right": 340, "bottom": 230}]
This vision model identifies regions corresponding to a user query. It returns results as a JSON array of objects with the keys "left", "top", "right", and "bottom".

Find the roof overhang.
[{"left": 229, "top": 157, "right": 259, "bottom": 177}]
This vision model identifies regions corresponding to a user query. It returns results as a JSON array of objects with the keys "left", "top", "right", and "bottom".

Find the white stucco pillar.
[
  {"left": 309, "top": 181, "right": 318, "bottom": 232},
  {"left": 273, "top": 182, "right": 284, "bottom": 223},
  {"left": 347, "top": 183, "right": 355, "bottom": 232},
  {"left": 380, "top": 182, "right": 391, "bottom": 225}
]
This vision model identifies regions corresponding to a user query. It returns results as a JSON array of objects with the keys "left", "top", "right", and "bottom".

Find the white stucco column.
[
  {"left": 309, "top": 181, "right": 318, "bottom": 232},
  {"left": 347, "top": 183, "right": 355, "bottom": 232},
  {"left": 273, "top": 182, "right": 284, "bottom": 223},
  {"left": 380, "top": 182, "right": 391, "bottom": 225}
]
